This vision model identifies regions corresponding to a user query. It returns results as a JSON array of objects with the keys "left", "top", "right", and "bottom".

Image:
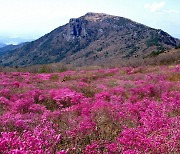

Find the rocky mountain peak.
[
  {"left": 66, "top": 18, "right": 88, "bottom": 40},
  {"left": 83, "top": 12, "right": 111, "bottom": 21},
  {"left": 66, "top": 12, "right": 116, "bottom": 40}
]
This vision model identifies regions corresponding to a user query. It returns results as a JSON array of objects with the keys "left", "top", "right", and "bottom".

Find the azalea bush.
[{"left": 0, "top": 65, "right": 179, "bottom": 153}]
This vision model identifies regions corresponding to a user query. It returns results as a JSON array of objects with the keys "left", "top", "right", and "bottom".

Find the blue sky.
[{"left": 0, "top": 0, "right": 180, "bottom": 40}]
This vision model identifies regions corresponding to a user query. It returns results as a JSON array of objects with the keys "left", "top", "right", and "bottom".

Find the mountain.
[
  {"left": 0, "top": 12, "right": 180, "bottom": 67},
  {"left": 0, "top": 43, "right": 29, "bottom": 56},
  {"left": 0, "top": 43, "right": 6, "bottom": 48}
]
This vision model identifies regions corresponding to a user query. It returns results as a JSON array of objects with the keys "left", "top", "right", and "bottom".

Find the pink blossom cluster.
[{"left": 0, "top": 65, "right": 179, "bottom": 153}]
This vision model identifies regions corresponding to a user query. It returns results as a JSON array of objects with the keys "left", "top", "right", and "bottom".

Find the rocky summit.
[{"left": 0, "top": 12, "right": 179, "bottom": 67}]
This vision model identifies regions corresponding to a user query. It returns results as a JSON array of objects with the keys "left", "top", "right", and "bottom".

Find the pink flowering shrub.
[
  {"left": 49, "top": 88, "right": 84, "bottom": 108},
  {"left": 0, "top": 65, "right": 179, "bottom": 153}
]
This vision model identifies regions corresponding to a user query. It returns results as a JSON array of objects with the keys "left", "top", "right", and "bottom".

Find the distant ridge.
[
  {"left": 0, "top": 12, "right": 179, "bottom": 67},
  {"left": 0, "top": 43, "right": 29, "bottom": 56},
  {"left": 0, "top": 43, "right": 6, "bottom": 48}
]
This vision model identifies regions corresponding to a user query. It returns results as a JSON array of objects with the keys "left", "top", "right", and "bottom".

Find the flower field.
[{"left": 0, "top": 65, "right": 179, "bottom": 153}]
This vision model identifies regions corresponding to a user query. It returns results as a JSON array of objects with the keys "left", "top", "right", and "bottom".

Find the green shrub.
[
  {"left": 50, "top": 74, "right": 59, "bottom": 81},
  {"left": 38, "top": 66, "right": 48, "bottom": 73},
  {"left": 147, "top": 50, "right": 164, "bottom": 58},
  {"left": 146, "top": 37, "right": 159, "bottom": 47},
  {"left": 175, "top": 46, "right": 180, "bottom": 49}
]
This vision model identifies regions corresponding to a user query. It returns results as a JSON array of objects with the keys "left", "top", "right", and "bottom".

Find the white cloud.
[
  {"left": 166, "top": 10, "right": 180, "bottom": 14},
  {"left": 144, "top": 2, "right": 165, "bottom": 12},
  {"left": 144, "top": 2, "right": 180, "bottom": 15}
]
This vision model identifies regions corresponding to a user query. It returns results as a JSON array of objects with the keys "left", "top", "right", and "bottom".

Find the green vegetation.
[
  {"left": 124, "top": 45, "right": 139, "bottom": 58},
  {"left": 175, "top": 46, "right": 180, "bottom": 49},
  {"left": 147, "top": 50, "right": 164, "bottom": 58},
  {"left": 146, "top": 37, "right": 159, "bottom": 47},
  {"left": 38, "top": 66, "right": 49, "bottom": 73},
  {"left": 85, "top": 51, "right": 94, "bottom": 57}
]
